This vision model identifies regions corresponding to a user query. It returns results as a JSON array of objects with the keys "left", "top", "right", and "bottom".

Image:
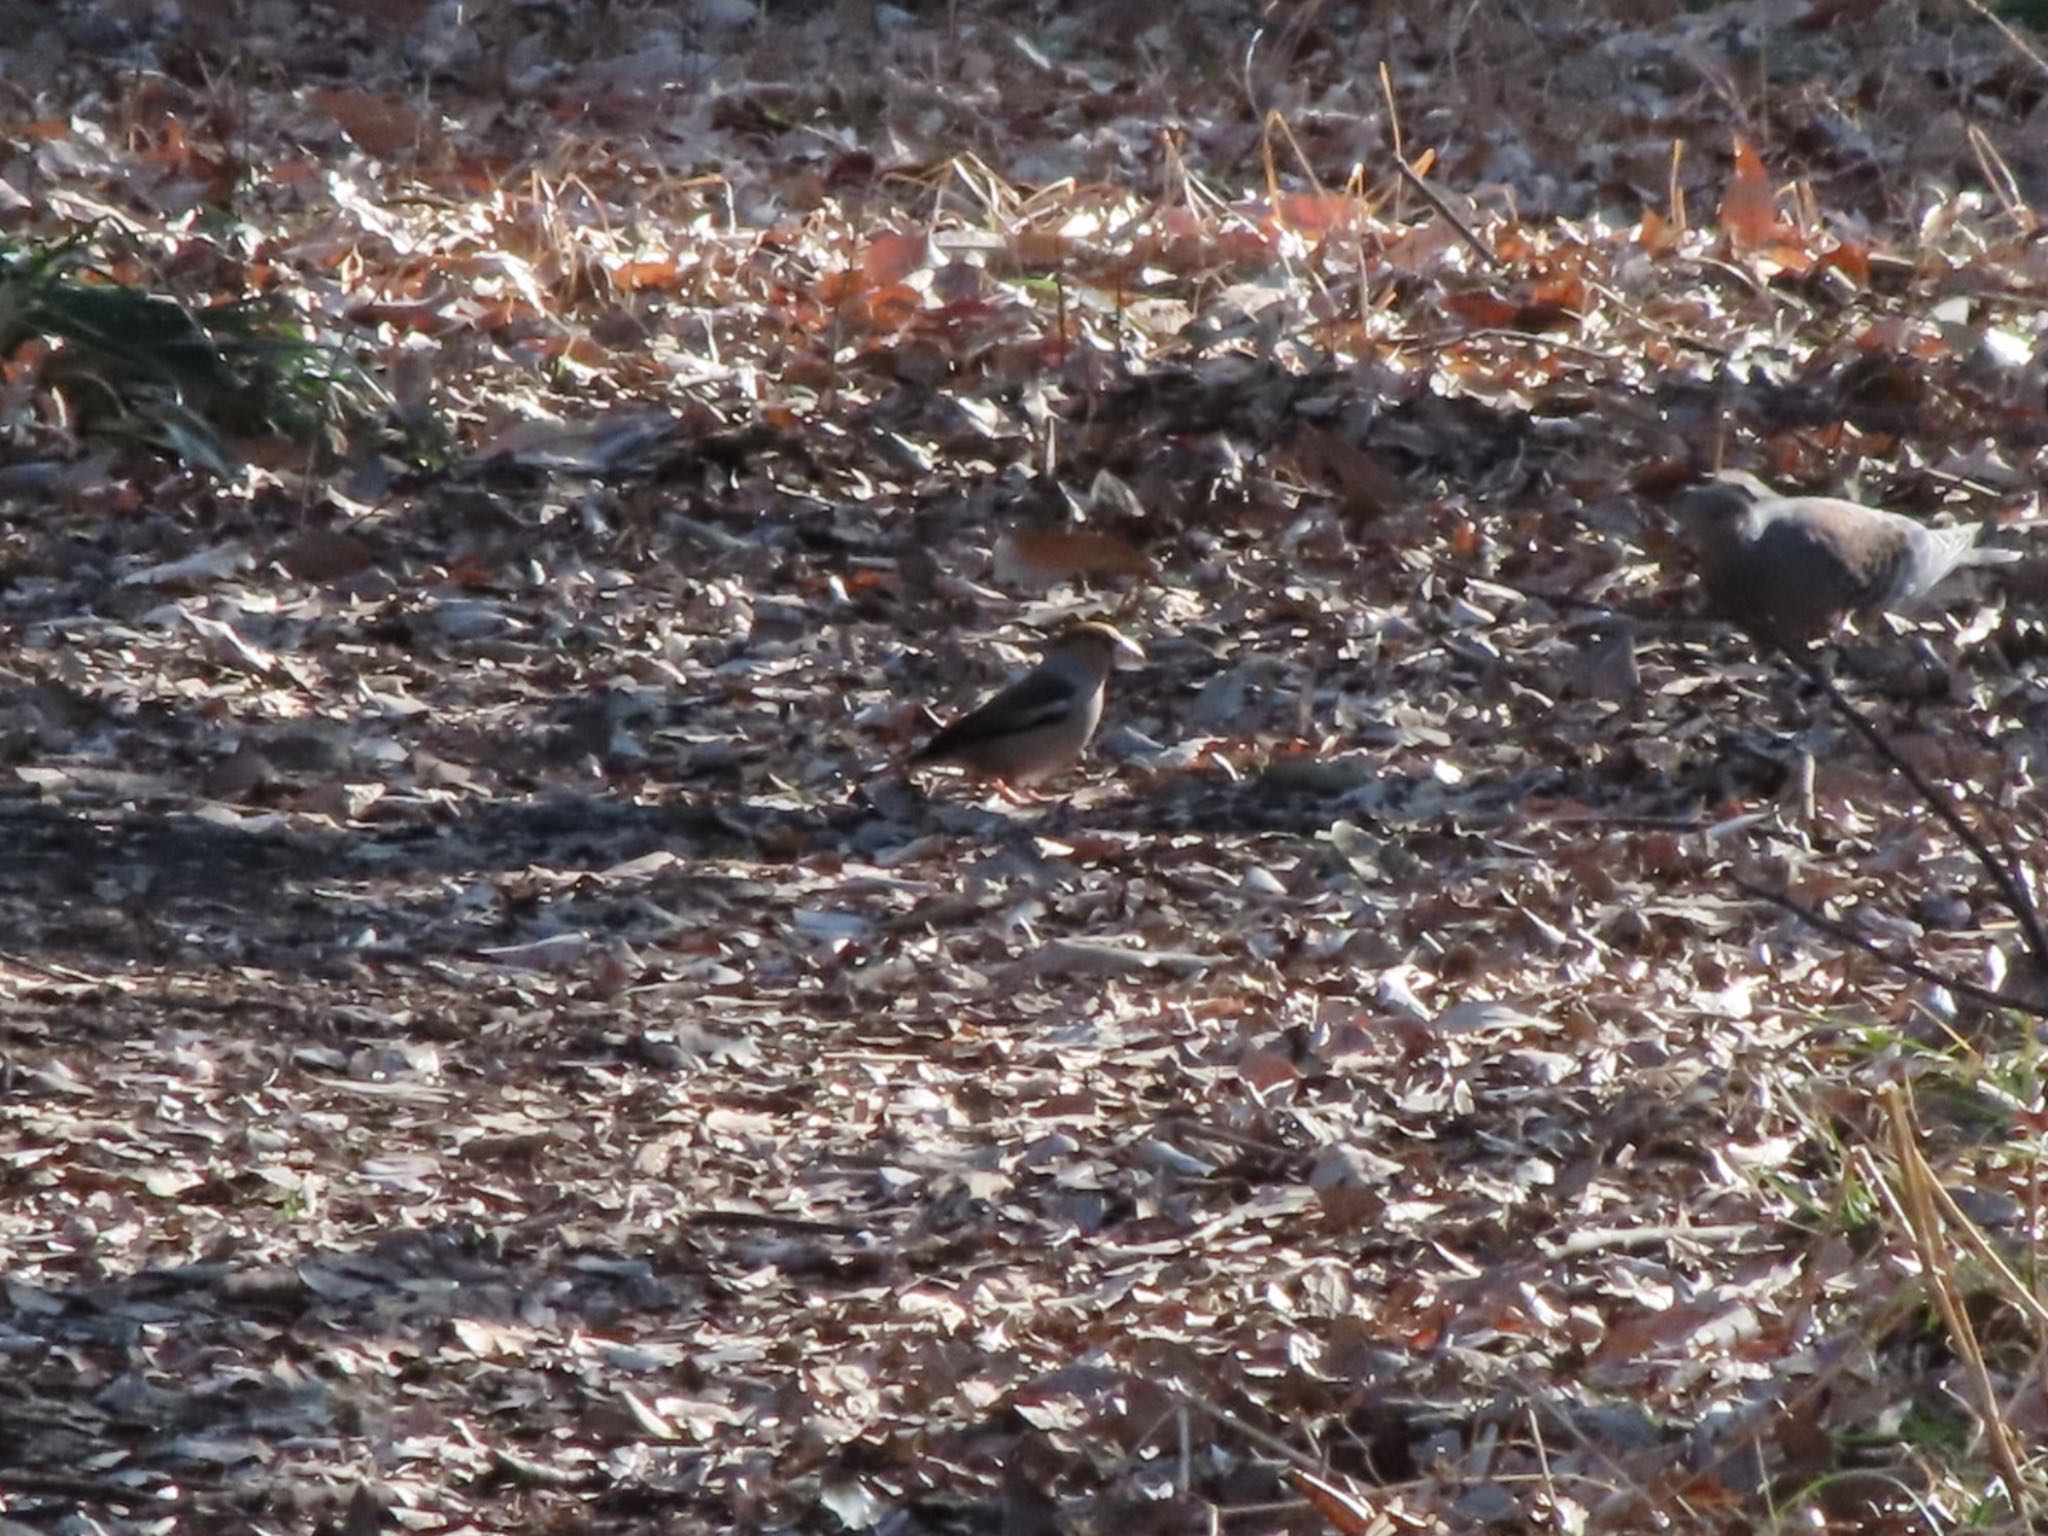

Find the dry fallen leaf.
[{"left": 991, "top": 527, "right": 1155, "bottom": 589}]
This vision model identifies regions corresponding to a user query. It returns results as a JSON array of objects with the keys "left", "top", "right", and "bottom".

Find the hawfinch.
[{"left": 912, "top": 621, "right": 1144, "bottom": 787}]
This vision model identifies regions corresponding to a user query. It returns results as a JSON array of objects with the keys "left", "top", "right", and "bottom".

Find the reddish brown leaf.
[
  {"left": 1441, "top": 290, "right": 1522, "bottom": 328},
  {"left": 1289, "top": 1469, "right": 1381, "bottom": 1535},
  {"left": 278, "top": 528, "right": 374, "bottom": 582},
  {"left": 1271, "top": 191, "right": 1359, "bottom": 235},
  {"left": 861, "top": 229, "right": 930, "bottom": 290},
  {"left": 991, "top": 528, "right": 1154, "bottom": 589},
  {"left": 1719, "top": 135, "right": 1785, "bottom": 250},
  {"left": 309, "top": 87, "right": 427, "bottom": 160},
  {"left": 612, "top": 258, "right": 681, "bottom": 292}
]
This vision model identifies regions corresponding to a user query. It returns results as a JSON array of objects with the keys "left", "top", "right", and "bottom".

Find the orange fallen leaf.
[
  {"left": 1528, "top": 273, "right": 1586, "bottom": 309},
  {"left": 1719, "top": 135, "right": 1787, "bottom": 251},
  {"left": 991, "top": 528, "right": 1154, "bottom": 589},
  {"left": 310, "top": 88, "right": 427, "bottom": 161},
  {"left": 1667, "top": 1471, "right": 1746, "bottom": 1511},
  {"left": 1288, "top": 1468, "right": 1382, "bottom": 1536},
  {"left": 1813, "top": 240, "right": 1870, "bottom": 285},
  {"left": 612, "top": 258, "right": 680, "bottom": 292},
  {"left": 861, "top": 229, "right": 931, "bottom": 289},
  {"left": 345, "top": 297, "right": 453, "bottom": 335},
  {"left": 858, "top": 282, "right": 921, "bottom": 331},
  {"left": 1271, "top": 191, "right": 1359, "bottom": 235}
]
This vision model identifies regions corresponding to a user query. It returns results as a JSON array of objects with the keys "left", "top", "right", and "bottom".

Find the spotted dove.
[{"left": 1677, "top": 471, "right": 2017, "bottom": 644}]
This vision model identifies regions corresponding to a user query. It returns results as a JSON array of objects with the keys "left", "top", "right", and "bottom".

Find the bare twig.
[
  {"left": 0, "top": 1470, "right": 198, "bottom": 1503},
  {"left": 1474, "top": 578, "right": 1727, "bottom": 630},
  {"left": 489, "top": 1446, "right": 608, "bottom": 1490},
  {"left": 1774, "top": 645, "right": 2048, "bottom": 977},
  {"left": 1165, "top": 1384, "right": 1329, "bottom": 1475},
  {"left": 1540, "top": 1222, "right": 1760, "bottom": 1259},
  {"left": 1673, "top": 1314, "right": 1909, "bottom": 1497},
  {"left": 680, "top": 1208, "right": 866, "bottom": 1234},
  {"left": 1954, "top": 0, "right": 2048, "bottom": 85},
  {"left": 0, "top": 950, "right": 128, "bottom": 987},
  {"left": 1581, "top": 276, "right": 1733, "bottom": 358},
  {"left": 1966, "top": 123, "right": 2036, "bottom": 233},
  {"left": 1157, "top": 1114, "right": 1299, "bottom": 1160},
  {"left": 1495, "top": 1373, "right": 1664, "bottom": 1519},
  {"left": 1390, "top": 156, "right": 1499, "bottom": 268},
  {"left": 1378, "top": 61, "right": 1498, "bottom": 268},
  {"left": 1732, "top": 878, "right": 2048, "bottom": 1019}
]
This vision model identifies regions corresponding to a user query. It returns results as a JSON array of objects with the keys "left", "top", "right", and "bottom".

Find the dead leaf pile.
[{"left": 2, "top": 1, "right": 2048, "bottom": 1532}]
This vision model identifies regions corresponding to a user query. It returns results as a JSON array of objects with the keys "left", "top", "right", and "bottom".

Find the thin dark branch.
[
  {"left": 0, "top": 1469, "right": 199, "bottom": 1503},
  {"left": 1733, "top": 877, "right": 2048, "bottom": 1019},
  {"left": 1954, "top": 0, "right": 2048, "bottom": 87},
  {"left": 1774, "top": 644, "right": 2048, "bottom": 976},
  {"left": 1470, "top": 576, "right": 1727, "bottom": 630},
  {"left": 1164, "top": 1384, "right": 1329, "bottom": 1475},
  {"left": 1391, "top": 156, "right": 1499, "bottom": 268},
  {"left": 488, "top": 1447, "right": 609, "bottom": 1490},
  {"left": 680, "top": 1208, "right": 865, "bottom": 1234}
]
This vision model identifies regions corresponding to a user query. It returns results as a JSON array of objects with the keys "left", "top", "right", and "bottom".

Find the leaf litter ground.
[{"left": 4, "top": 1, "right": 2048, "bottom": 1532}]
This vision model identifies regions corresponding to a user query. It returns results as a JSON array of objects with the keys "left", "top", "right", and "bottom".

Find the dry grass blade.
[
  {"left": 1375, "top": 61, "right": 1498, "bottom": 268},
  {"left": 1921, "top": 1175, "right": 2048, "bottom": 1337},
  {"left": 1881, "top": 1083, "right": 2031, "bottom": 1516},
  {"left": 1953, "top": 0, "right": 2048, "bottom": 84}
]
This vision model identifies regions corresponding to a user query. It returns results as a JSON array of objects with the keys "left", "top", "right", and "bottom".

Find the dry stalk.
[
  {"left": 1881, "top": 1083, "right": 2031, "bottom": 1514},
  {"left": 1376, "top": 61, "right": 1497, "bottom": 267},
  {"left": 1379, "top": 58, "right": 1405, "bottom": 224},
  {"left": 1923, "top": 1170, "right": 2048, "bottom": 1336},
  {"left": 1952, "top": 0, "right": 2048, "bottom": 85},
  {"left": 1966, "top": 123, "right": 2035, "bottom": 233}
]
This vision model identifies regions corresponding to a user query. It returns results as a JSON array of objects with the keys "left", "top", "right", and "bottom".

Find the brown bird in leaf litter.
[
  {"left": 912, "top": 621, "right": 1144, "bottom": 789},
  {"left": 1677, "top": 471, "right": 2018, "bottom": 644}
]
